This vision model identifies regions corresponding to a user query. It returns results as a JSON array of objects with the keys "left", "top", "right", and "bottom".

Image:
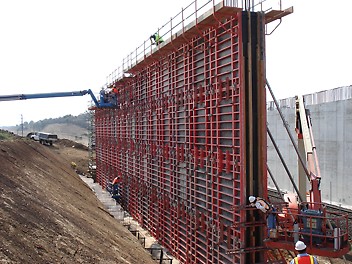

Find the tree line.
[{"left": 16, "top": 112, "right": 90, "bottom": 132}]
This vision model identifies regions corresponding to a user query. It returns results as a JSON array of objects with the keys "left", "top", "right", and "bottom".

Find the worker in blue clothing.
[
  {"left": 290, "top": 241, "right": 319, "bottom": 264},
  {"left": 112, "top": 176, "right": 120, "bottom": 195},
  {"left": 99, "top": 87, "right": 106, "bottom": 104},
  {"left": 111, "top": 176, "right": 121, "bottom": 203},
  {"left": 150, "top": 32, "right": 164, "bottom": 46}
]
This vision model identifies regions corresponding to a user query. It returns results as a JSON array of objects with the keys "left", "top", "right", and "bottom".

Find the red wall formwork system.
[{"left": 95, "top": 6, "right": 267, "bottom": 264}]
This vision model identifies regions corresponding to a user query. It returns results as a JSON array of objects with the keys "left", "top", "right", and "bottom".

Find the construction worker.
[
  {"left": 111, "top": 86, "right": 118, "bottom": 106},
  {"left": 290, "top": 241, "right": 318, "bottom": 264},
  {"left": 249, "top": 196, "right": 277, "bottom": 237},
  {"left": 112, "top": 176, "right": 121, "bottom": 196},
  {"left": 150, "top": 32, "right": 164, "bottom": 46},
  {"left": 99, "top": 87, "right": 106, "bottom": 104},
  {"left": 249, "top": 196, "right": 271, "bottom": 213},
  {"left": 112, "top": 176, "right": 120, "bottom": 185},
  {"left": 112, "top": 86, "right": 118, "bottom": 95}
]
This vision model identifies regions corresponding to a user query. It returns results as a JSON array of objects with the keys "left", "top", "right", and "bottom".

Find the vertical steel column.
[{"left": 241, "top": 11, "right": 267, "bottom": 264}]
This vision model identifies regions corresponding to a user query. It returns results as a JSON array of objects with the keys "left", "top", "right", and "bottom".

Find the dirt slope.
[{"left": 0, "top": 136, "right": 155, "bottom": 264}]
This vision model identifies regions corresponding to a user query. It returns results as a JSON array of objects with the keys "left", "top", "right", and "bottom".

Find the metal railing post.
[
  {"left": 170, "top": 17, "right": 172, "bottom": 37},
  {"left": 135, "top": 48, "right": 137, "bottom": 65},
  {"left": 182, "top": 8, "right": 184, "bottom": 34},
  {"left": 157, "top": 28, "right": 160, "bottom": 49},
  {"left": 143, "top": 40, "right": 146, "bottom": 58},
  {"left": 195, "top": 0, "right": 197, "bottom": 23}
]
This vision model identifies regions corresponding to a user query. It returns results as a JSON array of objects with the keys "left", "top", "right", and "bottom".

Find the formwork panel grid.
[{"left": 95, "top": 9, "right": 267, "bottom": 264}]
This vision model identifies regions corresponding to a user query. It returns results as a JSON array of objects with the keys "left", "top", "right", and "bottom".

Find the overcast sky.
[{"left": 0, "top": 0, "right": 351, "bottom": 127}]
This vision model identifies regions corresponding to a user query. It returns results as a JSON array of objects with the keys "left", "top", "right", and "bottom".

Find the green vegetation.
[
  {"left": 15, "top": 112, "right": 89, "bottom": 132},
  {"left": 0, "top": 130, "right": 14, "bottom": 140}
]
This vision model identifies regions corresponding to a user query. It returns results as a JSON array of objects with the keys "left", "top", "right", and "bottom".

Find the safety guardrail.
[{"left": 105, "top": 0, "right": 285, "bottom": 87}]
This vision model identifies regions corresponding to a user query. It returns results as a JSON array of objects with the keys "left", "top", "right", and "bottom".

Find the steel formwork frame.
[{"left": 95, "top": 7, "right": 267, "bottom": 264}]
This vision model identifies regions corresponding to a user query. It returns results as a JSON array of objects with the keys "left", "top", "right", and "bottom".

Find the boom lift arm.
[
  {"left": 295, "top": 95, "right": 322, "bottom": 209},
  {"left": 0, "top": 89, "right": 115, "bottom": 108}
]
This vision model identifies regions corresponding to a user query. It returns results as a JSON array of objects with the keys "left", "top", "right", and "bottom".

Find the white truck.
[{"left": 31, "top": 132, "right": 58, "bottom": 145}]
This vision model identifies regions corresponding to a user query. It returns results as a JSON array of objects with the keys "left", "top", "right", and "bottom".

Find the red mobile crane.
[{"left": 265, "top": 95, "right": 350, "bottom": 258}]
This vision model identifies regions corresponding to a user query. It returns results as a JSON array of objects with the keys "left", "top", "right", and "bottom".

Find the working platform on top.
[{"left": 106, "top": 0, "right": 292, "bottom": 87}]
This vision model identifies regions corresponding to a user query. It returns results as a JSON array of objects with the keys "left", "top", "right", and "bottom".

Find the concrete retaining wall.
[{"left": 267, "top": 87, "right": 352, "bottom": 208}]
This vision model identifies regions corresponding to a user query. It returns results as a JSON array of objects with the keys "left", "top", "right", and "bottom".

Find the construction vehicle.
[
  {"left": 30, "top": 131, "right": 58, "bottom": 145},
  {"left": 0, "top": 89, "right": 117, "bottom": 108},
  {"left": 265, "top": 95, "right": 350, "bottom": 258}
]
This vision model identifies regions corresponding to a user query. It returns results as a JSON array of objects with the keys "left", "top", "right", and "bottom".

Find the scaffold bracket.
[{"left": 265, "top": 6, "right": 294, "bottom": 24}]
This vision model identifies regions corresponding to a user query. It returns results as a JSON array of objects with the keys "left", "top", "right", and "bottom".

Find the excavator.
[
  {"left": 0, "top": 88, "right": 117, "bottom": 108},
  {"left": 265, "top": 95, "right": 350, "bottom": 259}
]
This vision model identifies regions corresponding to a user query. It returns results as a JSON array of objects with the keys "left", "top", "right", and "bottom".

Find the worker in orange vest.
[
  {"left": 111, "top": 86, "right": 118, "bottom": 106},
  {"left": 112, "top": 176, "right": 121, "bottom": 196},
  {"left": 112, "top": 176, "right": 121, "bottom": 185},
  {"left": 290, "top": 241, "right": 318, "bottom": 264}
]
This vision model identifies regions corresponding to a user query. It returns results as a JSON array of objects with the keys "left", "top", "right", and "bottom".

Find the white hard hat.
[
  {"left": 295, "top": 241, "right": 307, "bottom": 251},
  {"left": 249, "top": 196, "right": 256, "bottom": 203}
]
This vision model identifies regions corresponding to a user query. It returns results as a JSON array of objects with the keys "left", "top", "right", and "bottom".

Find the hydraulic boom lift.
[
  {"left": 0, "top": 89, "right": 117, "bottom": 108},
  {"left": 265, "top": 95, "right": 350, "bottom": 258}
]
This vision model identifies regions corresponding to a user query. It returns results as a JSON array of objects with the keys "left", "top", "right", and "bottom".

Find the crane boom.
[
  {"left": 295, "top": 95, "right": 322, "bottom": 209},
  {"left": 0, "top": 89, "right": 115, "bottom": 108}
]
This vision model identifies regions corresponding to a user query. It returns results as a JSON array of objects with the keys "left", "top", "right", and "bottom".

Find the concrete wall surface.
[{"left": 267, "top": 86, "right": 352, "bottom": 208}]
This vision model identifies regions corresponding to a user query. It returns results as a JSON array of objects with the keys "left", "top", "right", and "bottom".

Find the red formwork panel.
[{"left": 95, "top": 10, "right": 267, "bottom": 264}]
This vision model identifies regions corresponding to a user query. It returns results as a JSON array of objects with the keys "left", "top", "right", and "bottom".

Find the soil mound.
[
  {"left": 56, "top": 138, "right": 88, "bottom": 151},
  {"left": 0, "top": 137, "right": 154, "bottom": 264}
]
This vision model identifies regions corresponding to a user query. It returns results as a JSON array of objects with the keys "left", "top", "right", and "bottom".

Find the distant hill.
[{"left": 1, "top": 113, "right": 91, "bottom": 146}]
